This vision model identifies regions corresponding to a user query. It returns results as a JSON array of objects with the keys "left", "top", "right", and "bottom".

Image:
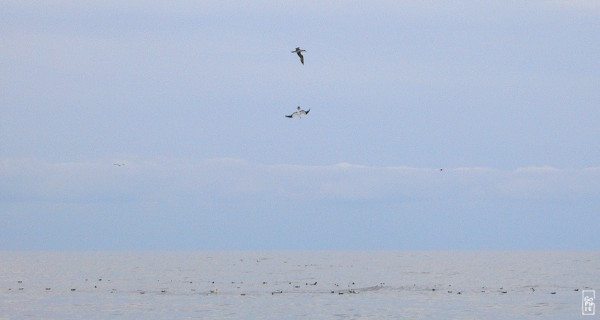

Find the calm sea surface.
[{"left": 1, "top": 251, "right": 598, "bottom": 319}]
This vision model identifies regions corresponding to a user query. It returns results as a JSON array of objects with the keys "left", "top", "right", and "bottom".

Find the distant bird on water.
[
  {"left": 292, "top": 47, "right": 306, "bottom": 65},
  {"left": 286, "top": 106, "right": 310, "bottom": 119}
]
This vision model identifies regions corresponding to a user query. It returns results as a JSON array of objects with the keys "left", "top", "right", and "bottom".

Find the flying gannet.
[
  {"left": 286, "top": 106, "right": 310, "bottom": 119},
  {"left": 291, "top": 47, "right": 306, "bottom": 65}
]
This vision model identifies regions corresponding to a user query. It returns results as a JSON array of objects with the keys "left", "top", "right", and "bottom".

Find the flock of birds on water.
[{"left": 6, "top": 277, "right": 587, "bottom": 297}]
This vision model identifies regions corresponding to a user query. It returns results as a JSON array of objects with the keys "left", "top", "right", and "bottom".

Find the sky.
[{"left": 1, "top": 1, "right": 599, "bottom": 250}]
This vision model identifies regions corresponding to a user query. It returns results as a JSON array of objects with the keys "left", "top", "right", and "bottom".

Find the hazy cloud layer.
[
  {"left": 3, "top": 157, "right": 599, "bottom": 204},
  {"left": 2, "top": 157, "right": 599, "bottom": 250}
]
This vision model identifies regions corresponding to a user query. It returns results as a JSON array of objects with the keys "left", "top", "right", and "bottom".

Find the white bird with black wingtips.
[
  {"left": 286, "top": 106, "right": 310, "bottom": 119},
  {"left": 291, "top": 47, "right": 306, "bottom": 65}
]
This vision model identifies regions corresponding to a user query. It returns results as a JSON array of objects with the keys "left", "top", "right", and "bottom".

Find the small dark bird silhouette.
[{"left": 292, "top": 47, "right": 306, "bottom": 65}]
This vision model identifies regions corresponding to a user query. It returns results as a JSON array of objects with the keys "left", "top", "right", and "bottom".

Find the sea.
[{"left": 1, "top": 251, "right": 598, "bottom": 319}]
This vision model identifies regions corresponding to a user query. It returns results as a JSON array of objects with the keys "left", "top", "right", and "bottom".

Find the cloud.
[
  {"left": 2, "top": 157, "right": 599, "bottom": 206},
  {"left": 2, "top": 157, "right": 599, "bottom": 250}
]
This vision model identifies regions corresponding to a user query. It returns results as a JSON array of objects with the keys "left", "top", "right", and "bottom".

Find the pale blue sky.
[{"left": 1, "top": 1, "right": 599, "bottom": 250}]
